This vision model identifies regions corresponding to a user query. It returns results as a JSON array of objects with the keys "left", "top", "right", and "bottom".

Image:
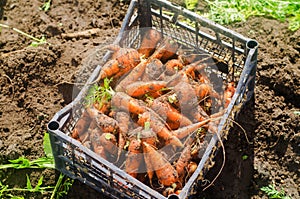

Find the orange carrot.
[
  {"left": 143, "top": 148, "right": 154, "bottom": 186},
  {"left": 224, "top": 82, "right": 236, "bottom": 108},
  {"left": 138, "top": 28, "right": 162, "bottom": 58},
  {"left": 194, "top": 83, "right": 220, "bottom": 100},
  {"left": 94, "top": 46, "right": 141, "bottom": 82},
  {"left": 111, "top": 92, "right": 147, "bottom": 115},
  {"left": 114, "top": 111, "right": 130, "bottom": 160},
  {"left": 165, "top": 59, "right": 184, "bottom": 76},
  {"left": 125, "top": 138, "right": 142, "bottom": 178},
  {"left": 176, "top": 144, "right": 192, "bottom": 185},
  {"left": 142, "top": 142, "right": 179, "bottom": 186},
  {"left": 150, "top": 99, "right": 192, "bottom": 128},
  {"left": 72, "top": 110, "right": 91, "bottom": 140},
  {"left": 115, "top": 59, "right": 148, "bottom": 92},
  {"left": 152, "top": 37, "right": 179, "bottom": 63},
  {"left": 172, "top": 118, "right": 211, "bottom": 139},
  {"left": 187, "top": 161, "right": 197, "bottom": 175},
  {"left": 87, "top": 107, "right": 119, "bottom": 134},
  {"left": 138, "top": 112, "right": 183, "bottom": 148},
  {"left": 125, "top": 81, "right": 167, "bottom": 98}
]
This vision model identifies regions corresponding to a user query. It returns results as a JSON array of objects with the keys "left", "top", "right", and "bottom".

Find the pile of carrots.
[{"left": 71, "top": 28, "right": 236, "bottom": 196}]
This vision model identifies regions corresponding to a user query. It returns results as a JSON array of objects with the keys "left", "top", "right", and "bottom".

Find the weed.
[
  {"left": 201, "top": 0, "right": 300, "bottom": 31},
  {"left": 0, "top": 175, "right": 54, "bottom": 198},
  {"left": 85, "top": 77, "right": 115, "bottom": 107},
  {"left": 0, "top": 132, "right": 73, "bottom": 198},
  {"left": 242, "top": 155, "right": 248, "bottom": 160},
  {"left": 41, "top": 0, "right": 52, "bottom": 12},
  {"left": 0, "top": 23, "right": 51, "bottom": 46},
  {"left": 261, "top": 184, "right": 291, "bottom": 199}
]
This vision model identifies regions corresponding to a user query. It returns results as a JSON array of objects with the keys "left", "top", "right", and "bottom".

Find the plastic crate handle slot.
[
  {"left": 48, "top": 121, "right": 60, "bottom": 131},
  {"left": 168, "top": 194, "right": 179, "bottom": 199}
]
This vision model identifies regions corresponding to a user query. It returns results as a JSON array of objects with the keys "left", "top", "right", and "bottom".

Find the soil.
[{"left": 0, "top": 1, "right": 299, "bottom": 199}]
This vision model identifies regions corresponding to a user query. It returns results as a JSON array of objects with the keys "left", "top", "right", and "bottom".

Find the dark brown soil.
[{"left": 0, "top": 1, "right": 299, "bottom": 199}]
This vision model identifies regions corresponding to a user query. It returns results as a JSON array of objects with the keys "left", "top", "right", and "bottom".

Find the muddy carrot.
[
  {"left": 111, "top": 92, "right": 147, "bottom": 115},
  {"left": 72, "top": 110, "right": 91, "bottom": 140},
  {"left": 142, "top": 58, "right": 165, "bottom": 81},
  {"left": 94, "top": 46, "right": 141, "bottom": 82},
  {"left": 143, "top": 149, "right": 154, "bottom": 186},
  {"left": 98, "top": 133, "right": 118, "bottom": 155},
  {"left": 125, "top": 139, "right": 143, "bottom": 178},
  {"left": 138, "top": 112, "right": 183, "bottom": 148},
  {"left": 138, "top": 28, "right": 162, "bottom": 58},
  {"left": 194, "top": 83, "right": 220, "bottom": 100},
  {"left": 151, "top": 99, "right": 192, "bottom": 128},
  {"left": 114, "top": 111, "right": 130, "bottom": 160},
  {"left": 152, "top": 37, "right": 179, "bottom": 63},
  {"left": 176, "top": 144, "right": 192, "bottom": 186},
  {"left": 115, "top": 59, "right": 148, "bottom": 92},
  {"left": 87, "top": 107, "right": 119, "bottom": 134},
  {"left": 189, "top": 104, "right": 209, "bottom": 123},
  {"left": 125, "top": 80, "right": 167, "bottom": 98},
  {"left": 93, "top": 145, "right": 107, "bottom": 159},
  {"left": 165, "top": 59, "right": 184, "bottom": 76},
  {"left": 142, "top": 142, "right": 179, "bottom": 186},
  {"left": 224, "top": 82, "right": 236, "bottom": 108}
]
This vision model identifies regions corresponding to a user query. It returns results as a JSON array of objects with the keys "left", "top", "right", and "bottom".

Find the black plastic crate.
[{"left": 47, "top": 0, "right": 258, "bottom": 198}]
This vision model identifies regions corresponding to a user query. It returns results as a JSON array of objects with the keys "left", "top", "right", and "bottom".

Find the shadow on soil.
[{"left": 199, "top": 97, "right": 256, "bottom": 199}]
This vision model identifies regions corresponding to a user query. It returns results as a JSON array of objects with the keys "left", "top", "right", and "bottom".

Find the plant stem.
[
  {"left": 0, "top": 23, "right": 50, "bottom": 45},
  {"left": 50, "top": 173, "right": 64, "bottom": 199}
]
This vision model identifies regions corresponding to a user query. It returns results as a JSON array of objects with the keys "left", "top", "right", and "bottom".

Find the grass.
[
  {"left": 40, "top": 0, "right": 52, "bottom": 12},
  {"left": 0, "top": 132, "right": 73, "bottom": 199},
  {"left": 184, "top": 0, "right": 300, "bottom": 31},
  {"left": 261, "top": 184, "right": 291, "bottom": 199}
]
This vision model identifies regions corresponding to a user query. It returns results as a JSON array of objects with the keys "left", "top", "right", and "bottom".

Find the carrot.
[
  {"left": 140, "top": 128, "right": 157, "bottom": 146},
  {"left": 94, "top": 59, "right": 120, "bottom": 82},
  {"left": 165, "top": 59, "right": 184, "bottom": 76},
  {"left": 71, "top": 110, "right": 91, "bottom": 140},
  {"left": 152, "top": 37, "right": 179, "bottom": 63},
  {"left": 176, "top": 144, "right": 192, "bottom": 186},
  {"left": 172, "top": 118, "right": 211, "bottom": 139},
  {"left": 137, "top": 112, "right": 183, "bottom": 148},
  {"left": 87, "top": 107, "right": 119, "bottom": 134},
  {"left": 114, "top": 111, "right": 130, "bottom": 160},
  {"left": 150, "top": 99, "right": 192, "bottom": 128},
  {"left": 142, "top": 58, "right": 165, "bottom": 81},
  {"left": 194, "top": 83, "right": 220, "bottom": 100},
  {"left": 99, "top": 133, "right": 118, "bottom": 156},
  {"left": 115, "top": 59, "right": 148, "bottom": 92},
  {"left": 125, "top": 80, "right": 167, "bottom": 98},
  {"left": 125, "top": 138, "right": 142, "bottom": 178},
  {"left": 111, "top": 92, "right": 147, "bottom": 115},
  {"left": 142, "top": 142, "right": 179, "bottom": 186},
  {"left": 187, "top": 161, "right": 197, "bottom": 175},
  {"left": 94, "top": 46, "right": 141, "bottom": 82},
  {"left": 93, "top": 145, "right": 107, "bottom": 159},
  {"left": 143, "top": 148, "right": 154, "bottom": 186},
  {"left": 224, "top": 82, "right": 236, "bottom": 108},
  {"left": 93, "top": 101, "right": 110, "bottom": 114},
  {"left": 173, "top": 81, "right": 198, "bottom": 110},
  {"left": 90, "top": 128, "right": 108, "bottom": 159},
  {"left": 138, "top": 28, "right": 162, "bottom": 58},
  {"left": 189, "top": 104, "right": 209, "bottom": 122}
]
